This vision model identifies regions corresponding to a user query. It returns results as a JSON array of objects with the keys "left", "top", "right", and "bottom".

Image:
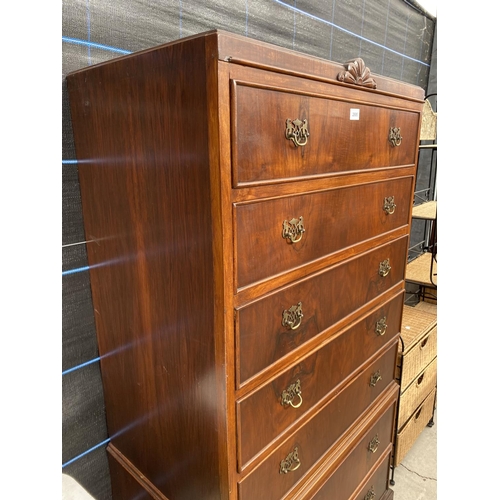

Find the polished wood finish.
[
  {"left": 234, "top": 177, "right": 413, "bottom": 288},
  {"left": 216, "top": 31, "right": 424, "bottom": 101},
  {"left": 237, "top": 341, "right": 398, "bottom": 482},
  {"left": 67, "top": 29, "right": 423, "bottom": 499},
  {"left": 312, "top": 433, "right": 393, "bottom": 500},
  {"left": 295, "top": 384, "right": 398, "bottom": 500},
  {"left": 232, "top": 82, "right": 419, "bottom": 186},
  {"left": 236, "top": 236, "right": 408, "bottom": 384},
  {"left": 68, "top": 33, "right": 225, "bottom": 500},
  {"left": 237, "top": 293, "right": 404, "bottom": 468},
  {"left": 108, "top": 445, "right": 162, "bottom": 500},
  {"left": 353, "top": 456, "right": 394, "bottom": 500}
]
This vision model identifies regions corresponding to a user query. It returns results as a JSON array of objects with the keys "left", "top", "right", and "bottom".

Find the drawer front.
[
  {"left": 399, "top": 325, "right": 437, "bottom": 390},
  {"left": 236, "top": 351, "right": 398, "bottom": 500},
  {"left": 313, "top": 452, "right": 392, "bottom": 500},
  {"left": 236, "top": 294, "right": 403, "bottom": 468},
  {"left": 232, "top": 81, "right": 420, "bottom": 186},
  {"left": 398, "top": 357, "right": 437, "bottom": 428},
  {"left": 235, "top": 177, "right": 413, "bottom": 288},
  {"left": 394, "top": 388, "right": 436, "bottom": 466},
  {"left": 236, "top": 237, "right": 408, "bottom": 386},
  {"left": 353, "top": 455, "right": 392, "bottom": 500},
  {"left": 312, "top": 405, "right": 395, "bottom": 500}
]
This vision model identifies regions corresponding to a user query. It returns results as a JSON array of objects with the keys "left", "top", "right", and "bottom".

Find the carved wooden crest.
[{"left": 337, "top": 58, "right": 377, "bottom": 89}]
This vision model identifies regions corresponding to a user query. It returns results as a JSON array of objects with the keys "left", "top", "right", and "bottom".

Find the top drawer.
[{"left": 231, "top": 80, "right": 420, "bottom": 187}]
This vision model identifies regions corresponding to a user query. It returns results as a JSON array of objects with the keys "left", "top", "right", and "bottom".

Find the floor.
[
  {"left": 62, "top": 473, "right": 95, "bottom": 499},
  {"left": 391, "top": 410, "right": 437, "bottom": 499}
]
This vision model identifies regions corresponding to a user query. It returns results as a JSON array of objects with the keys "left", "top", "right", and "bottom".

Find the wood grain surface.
[{"left": 67, "top": 30, "right": 423, "bottom": 500}]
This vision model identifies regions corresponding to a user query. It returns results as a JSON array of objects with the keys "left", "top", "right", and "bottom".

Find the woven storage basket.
[
  {"left": 398, "top": 306, "right": 437, "bottom": 391},
  {"left": 421, "top": 290, "right": 437, "bottom": 305},
  {"left": 411, "top": 201, "right": 437, "bottom": 220},
  {"left": 415, "top": 299, "right": 437, "bottom": 313},
  {"left": 394, "top": 388, "right": 436, "bottom": 466},
  {"left": 405, "top": 252, "right": 437, "bottom": 287},
  {"left": 397, "top": 357, "right": 437, "bottom": 427}
]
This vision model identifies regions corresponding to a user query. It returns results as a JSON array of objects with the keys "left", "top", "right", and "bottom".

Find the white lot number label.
[{"left": 350, "top": 108, "right": 360, "bottom": 120}]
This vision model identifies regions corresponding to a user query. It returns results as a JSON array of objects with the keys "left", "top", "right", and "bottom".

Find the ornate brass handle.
[
  {"left": 389, "top": 127, "right": 403, "bottom": 147},
  {"left": 279, "top": 447, "right": 301, "bottom": 474},
  {"left": 378, "top": 259, "right": 391, "bottom": 277},
  {"left": 280, "top": 379, "right": 303, "bottom": 409},
  {"left": 369, "top": 370, "right": 382, "bottom": 387},
  {"left": 282, "top": 216, "right": 305, "bottom": 243},
  {"left": 364, "top": 487, "right": 376, "bottom": 500},
  {"left": 383, "top": 196, "right": 396, "bottom": 215},
  {"left": 282, "top": 302, "right": 303, "bottom": 330},
  {"left": 368, "top": 434, "right": 380, "bottom": 453},
  {"left": 375, "top": 317, "right": 387, "bottom": 336},
  {"left": 285, "top": 118, "right": 309, "bottom": 147}
]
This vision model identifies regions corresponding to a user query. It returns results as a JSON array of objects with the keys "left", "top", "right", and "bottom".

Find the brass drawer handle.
[
  {"left": 383, "top": 196, "right": 396, "bottom": 215},
  {"left": 378, "top": 259, "right": 391, "bottom": 277},
  {"left": 282, "top": 216, "right": 305, "bottom": 243},
  {"left": 364, "top": 487, "right": 376, "bottom": 500},
  {"left": 389, "top": 127, "right": 403, "bottom": 147},
  {"left": 370, "top": 370, "right": 382, "bottom": 387},
  {"left": 282, "top": 302, "right": 303, "bottom": 330},
  {"left": 280, "top": 379, "right": 303, "bottom": 409},
  {"left": 375, "top": 317, "right": 387, "bottom": 336},
  {"left": 279, "top": 447, "right": 301, "bottom": 474},
  {"left": 285, "top": 118, "right": 309, "bottom": 147},
  {"left": 368, "top": 434, "right": 380, "bottom": 453}
]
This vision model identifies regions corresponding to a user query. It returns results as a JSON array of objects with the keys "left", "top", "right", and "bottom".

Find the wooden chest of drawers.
[{"left": 67, "top": 30, "right": 424, "bottom": 500}]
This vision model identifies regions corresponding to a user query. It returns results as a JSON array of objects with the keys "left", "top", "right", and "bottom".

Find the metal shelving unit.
[{"left": 405, "top": 95, "right": 437, "bottom": 305}]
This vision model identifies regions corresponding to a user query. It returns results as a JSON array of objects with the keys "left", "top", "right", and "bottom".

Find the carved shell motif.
[{"left": 337, "top": 58, "right": 377, "bottom": 89}]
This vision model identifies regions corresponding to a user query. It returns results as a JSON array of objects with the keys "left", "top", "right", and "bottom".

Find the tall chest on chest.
[{"left": 67, "top": 30, "right": 424, "bottom": 500}]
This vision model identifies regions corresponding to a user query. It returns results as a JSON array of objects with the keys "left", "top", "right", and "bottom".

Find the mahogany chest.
[{"left": 67, "top": 30, "right": 424, "bottom": 500}]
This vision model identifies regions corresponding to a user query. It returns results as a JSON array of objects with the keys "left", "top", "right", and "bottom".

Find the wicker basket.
[
  {"left": 405, "top": 252, "right": 437, "bottom": 287},
  {"left": 398, "top": 306, "right": 437, "bottom": 391},
  {"left": 411, "top": 201, "right": 436, "bottom": 220},
  {"left": 394, "top": 388, "right": 436, "bottom": 466},
  {"left": 415, "top": 299, "right": 437, "bottom": 314},
  {"left": 397, "top": 357, "right": 437, "bottom": 427}
]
